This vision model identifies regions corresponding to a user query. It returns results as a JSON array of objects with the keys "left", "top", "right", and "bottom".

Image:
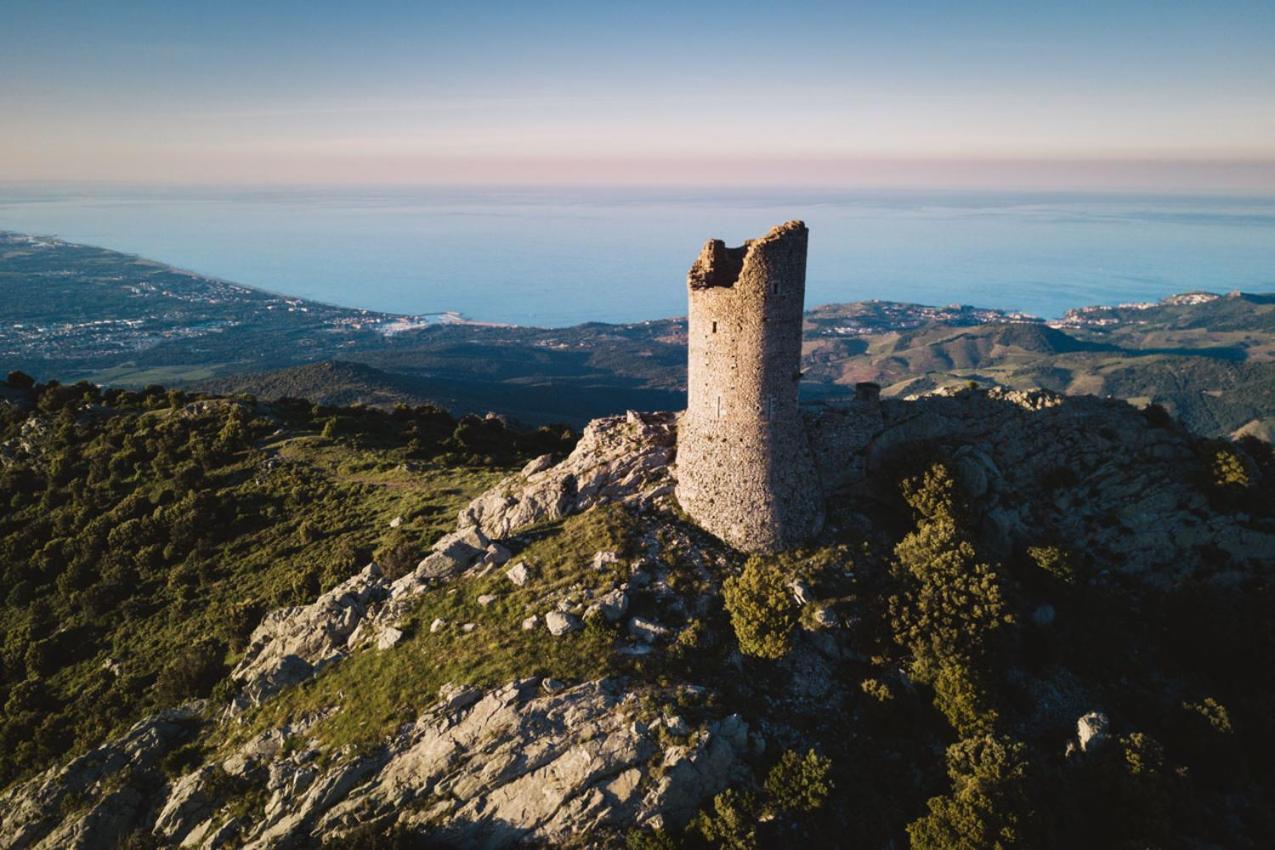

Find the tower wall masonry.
[{"left": 675, "top": 221, "right": 825, "bottom": 552}]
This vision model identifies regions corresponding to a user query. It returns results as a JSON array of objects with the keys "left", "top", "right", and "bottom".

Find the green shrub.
[
  {"left": 763, "top": 748, "right": 833, "bottom": 815},
  {"left": 888, "top": 466, "right": 1011, "bottom": 680},
  {"left": 152, "top": 639, "right": 229, "bottom": 704},
  {"left": 860, "top": 677, "right": 894, "bottom": 703},
  {"left": 373, "top": 528, "right": 421, "bottom": 580},
  {"left": 689, "top": 787, "right": 759, "bottom": 850},
  {"left": 1183, "top": 696, "right": 1232, "bottom": 735},
  {"left": 625, "top": 828, "right": 679, "bottom": 850},
  {"left": 1211, "top": 448, "right": 1250, "bottom": 490},
  {"left": 722, "top": 556, "right": 798, "bottom": 660},
  {"left": 931, "top": 663, "right": 998, "bottom": 738},
  {"left": 907, "top": 735, "right": 1036, "bottom": 850},
  {"left": 1026, "top": 545, "right": 1080, "bottom": 586}
]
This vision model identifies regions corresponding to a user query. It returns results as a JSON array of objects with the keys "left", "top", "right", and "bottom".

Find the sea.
[{"left": 1, "top": 184, "right": 1272, "bottom": 327}]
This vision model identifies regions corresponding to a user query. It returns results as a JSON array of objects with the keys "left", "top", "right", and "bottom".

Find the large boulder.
[
  {"left": 229, "top": 565, "right": 387, "bottom": 707},
  {"left": 458, "top": 412, "right": 676, "bottom": 539}
]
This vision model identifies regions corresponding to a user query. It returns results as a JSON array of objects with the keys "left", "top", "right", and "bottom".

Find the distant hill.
[
  {"left": 3, "top": 231, "right": 1274, "bottom": 436},
  {"left": 196, "top": 360, "right": 684, "bottom": 426},
  {"left": 196, "top": 361, "right": 438, "bottom": 409}
]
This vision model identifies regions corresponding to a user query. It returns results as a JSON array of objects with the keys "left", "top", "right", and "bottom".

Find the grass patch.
[{"left": 228, "top": 505, "right": 640, "bottom": 754}]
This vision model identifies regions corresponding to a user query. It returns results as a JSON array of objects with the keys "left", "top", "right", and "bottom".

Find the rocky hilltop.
[{"left": 2, "top": 385, "right": 1272, "bottom": 849}]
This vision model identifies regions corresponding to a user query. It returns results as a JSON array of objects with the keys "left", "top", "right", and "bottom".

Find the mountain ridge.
[{"left": 4, "top": 231, "right": 1274, "bottom": 435}]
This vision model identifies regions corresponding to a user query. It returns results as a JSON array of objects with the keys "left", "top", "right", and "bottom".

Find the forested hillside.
[{"left": 0, "top": 371, "right": 573, "bottom": 789}]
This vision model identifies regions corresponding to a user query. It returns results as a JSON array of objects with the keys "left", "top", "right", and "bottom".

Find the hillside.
[
  {"left": 2, "top": 373, "right": 1273, "bottom": 848},
  {"left": 801, "top": 317, "right": 1275, "bottom": 438},
  {"left": 3, "top": 232, "right": 1274, "bottom": 435}
]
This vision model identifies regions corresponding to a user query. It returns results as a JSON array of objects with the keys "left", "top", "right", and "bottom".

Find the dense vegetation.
[
  {"left": 708, "top": 454, "right": 1275, "bottom": 849},
  {"left": 0, "top": 371, "right": 574, "bottom": 788}
]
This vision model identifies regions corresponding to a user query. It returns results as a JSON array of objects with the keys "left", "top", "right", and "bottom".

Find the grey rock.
[
  {"left": 628, "top": 617, "right": 671, "bottom": 643},
  {"left": 230, "top": 564, "right": 386, "bottom": 706},
  {"left": 0, "top": 706, "right": 201, "bottom": 850},
  {"left": 505, "top": 561, "right": 532, "bottom": 587},
  {"left": 592, "top": 551, "right": 621, "bottom": 571},
  {"left": 545, "top": 611, "right": 582, "bottom": 636},
  {"left": 812, "top": 606, "right": 838, "bottom": 628},
  {"left": 1077, "top": 711, "right": 1110, "bottom": 753},
  {"left": 311, "top": 680, "right": 744, "bottom": 847},
  {"left": 482, "top": 543, "right": 512, "bottom": 568},
  {"left": 414, "top": 527, "right": 490, "bottom": 581},
  {"left": 153, "top": 766, "right": 219, "bottom": 842},
  {"left": 458, "top": 412, "right": 677, "bottom": 539},
  {"left": 597, "top": 588, "right": 630, "bottom": 623},
  {"left": 664, "top": 715, "right": 690, "bottom": 737},
  {"left": 376, "top": 626, "right": 404, "bottom": 650}
]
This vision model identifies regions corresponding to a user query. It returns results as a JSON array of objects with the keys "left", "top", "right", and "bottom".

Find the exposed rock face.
[
  {"left": 19, "top": 681, "right": 746, "bottom": 849},
  {"left": 312, "top": 679, "right": 748, "bottom": 849},
  {"left": 459, "top": 411, "right": 676, "bottom": 539},
  {"left": 808, "top": 386, "right": 1275, "bottom": 583},
  {"left": 0, "top": 707, "right": 202, "bottom": 850},
  {"left": 230, "top": 565, "right": 388, "bottom": 707},
  {"left": 1076, "top": 711, "right": 1111, "bottom": 753},
  {"left": 545, "top": 611, "right": 582, "bottom": 636},
  {"left": 152, "top": 765, "right": 220, "bottom": 842}
]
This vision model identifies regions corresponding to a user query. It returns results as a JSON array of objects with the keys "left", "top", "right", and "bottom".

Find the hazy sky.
[{"left": 3, "top": 0, "right": 1274, "bottom": 190}]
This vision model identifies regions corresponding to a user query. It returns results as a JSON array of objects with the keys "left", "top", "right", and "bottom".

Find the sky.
[{"left": 2, "top": 0, "right": 1274, "bottom": 191}]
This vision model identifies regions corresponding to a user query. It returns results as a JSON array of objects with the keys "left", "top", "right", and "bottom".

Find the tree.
[
  {"left": 763, "top": 748, "right": 833, "bottom": 815},
  {"left": 690, "top": 788, "right": 759, "bottom": 850},
  {"left": 889, "top": 464, "right": 1011, "bottom": 680},
  {"left": 152, "top": 639, "right": 229, "bottom": 704},
  {"left": 722, "top": 556, "right": 798, "bottom": 660},
  {"left": 907, "top": 736, "right": 1037, "bottom": 850}
]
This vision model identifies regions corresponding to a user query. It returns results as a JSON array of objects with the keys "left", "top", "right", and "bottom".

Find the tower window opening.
[
  {"left": 716, "top": 396, "right": 723, "bottom": 419},
  {"left": 711, "top": 321, "right": 717, "bottom": 333},
  {"left": 765, "top": 395, "right": 775, "bottom": 419},
  {"left": 771, "top": 281, "right": 781, "bottom": 295}
]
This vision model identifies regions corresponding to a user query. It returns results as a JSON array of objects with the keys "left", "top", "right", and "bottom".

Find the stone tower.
[{"left": 675, "top": 220, "right": 824, "bottom": 552}]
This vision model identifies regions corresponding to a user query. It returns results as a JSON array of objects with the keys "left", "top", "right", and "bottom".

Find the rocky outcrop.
[
  {"left": 321, "top": 679, "right": 746, "bottom": 848},
  {"left": 157, "top": 680, "right": 747, "bottom": 849},
  {"left": 229, "top": 565, "right": 388, "bottom": 708},
  {"left": 809, "top": 386, "right": 1275, "bottom": 585},
  {"left": 459, "top": 411, "right": 677, "bottom": 539},
  {"left": 229, "top": 527, "right": 501, "bottom": 707},
  {"left": 0, "top": 706, "right": 203, "bottom": 850}
]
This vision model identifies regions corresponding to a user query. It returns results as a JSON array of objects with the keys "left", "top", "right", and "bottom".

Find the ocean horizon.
[{"left": 2, "top": 184, "right": 1273, "bottom": 327}]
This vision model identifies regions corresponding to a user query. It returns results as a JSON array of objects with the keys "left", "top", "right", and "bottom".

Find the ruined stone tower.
[{"left": 675, "top": 221, "right": 824, "bottom": 552}]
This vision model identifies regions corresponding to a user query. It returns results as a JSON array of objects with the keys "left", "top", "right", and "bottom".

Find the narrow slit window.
[
  {"left": 711, "top": 321, "right": 717, "bottom": 333},
  {"left": 716, "top": 395, "right": 722, "bottom": 419},
  {"left": 771, "top": 282, "right": 781, "bottom": 295},
  {"left": 765, "top": 395, "right": 775, "bottom": 419}
]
